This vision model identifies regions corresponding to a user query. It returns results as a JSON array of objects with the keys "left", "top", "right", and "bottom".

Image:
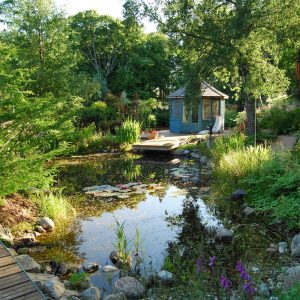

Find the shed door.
[{"left": 181, "top": 100, "right": 200, "bottom": 133}]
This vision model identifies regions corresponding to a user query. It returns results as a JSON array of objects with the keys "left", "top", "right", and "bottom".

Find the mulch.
[{"left": 0, "top": 194, "right": 39, "bottom": 227}]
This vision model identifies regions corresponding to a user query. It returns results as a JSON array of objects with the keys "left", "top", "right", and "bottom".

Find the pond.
[{"left": 38, "top": 153, "right": 285, "bottom": 298}]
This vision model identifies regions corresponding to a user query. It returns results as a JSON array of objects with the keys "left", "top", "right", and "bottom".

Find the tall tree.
[
  {"left": 141, "top": 0, "right": 300, "bottom": 135},
  {"left": 6, "top": 0, "right": 76, "bottom": 96},
  {"left": 71, "top": 11, "right": 128, "bottom": 96}
]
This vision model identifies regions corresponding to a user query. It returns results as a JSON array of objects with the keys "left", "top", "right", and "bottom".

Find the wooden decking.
[
  {"left": 0, "top": 242, "right": 45, "bottom": 300},
  {"left": 132, "top": 130, "right": 202, "bottom": 151}
]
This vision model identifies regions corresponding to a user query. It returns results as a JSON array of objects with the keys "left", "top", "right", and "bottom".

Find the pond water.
[{"left": 38, "top": 153, "right": 284, "bottom": 298}]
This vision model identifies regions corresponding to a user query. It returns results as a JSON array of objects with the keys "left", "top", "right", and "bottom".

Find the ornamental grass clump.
[
  {"left": 214, "top": 145, "right": 272, "bottom": 193},
  {"left": 116, "top": 119, "right": 141, "bottom": 146}
]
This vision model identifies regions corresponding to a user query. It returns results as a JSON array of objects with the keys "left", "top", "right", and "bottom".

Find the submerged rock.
[
  {"left": 15, "top": 254, "right": 41, "bottom": 273},
  {"left": 113, "top": 276, "right": 145, "bottom": 299},
  {"left": 183, "top": 150, "right": 190, "bottom": 155},
  {"left": 157, "top": 270, "right": 175, "bottom": 285},
  {"left": 215, "top": 228, "right": 233, "bottom": 242},
  {"left": 291, "top": 234, "right": 300, "bottom": 257},
  {"left": 38, "top": 217, "right": 55, "bottom": 231},
  {"left": 80, "top": 287, "right": 101, "bottom": 300},
  {"left": 103, "top": 265, "right": 119, "bottom": 273},
  {"left": 110, "top": 250, "right": 132, "bottom": 268},
  {"left": 200, "top": 156, "right": 208, "bottom": 165},
  {"left": 83, "top": 262, "right": 100, "bottom": 273}
]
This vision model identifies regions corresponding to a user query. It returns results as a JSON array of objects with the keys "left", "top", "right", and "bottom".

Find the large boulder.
[
  {"left": 104, "top": 293, "right": 127, "bottom": 300},
  {"left": 44, "top": 277, "right": 65, "bottom": 299},
  {"left": 282, "top": 266, "right": 300, "bottom": 290},
  {"left": 38, "top": 217, "right": 55, "bottom": 231},
  {"left": 291, "top": 234, "right": 300, "bottom": 257},
  {"left": 15, "top": 254, "right": 41, "bottom": 273},
  {"left": 0, "top": 224, "right": 13, "bottom": 245},
  {"left": 80, "top": 287, "right": 101, "bottom": 300},
  {"left": 215, "top": 228, "right": 233, "bottom": 242},
  {"left": 113, "top": 276, "right": 145, "bottom": 299}
]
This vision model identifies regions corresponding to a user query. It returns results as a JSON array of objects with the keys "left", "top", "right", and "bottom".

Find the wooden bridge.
[{"left": 0, "top": 242, "right": 46, "bottom": 300}]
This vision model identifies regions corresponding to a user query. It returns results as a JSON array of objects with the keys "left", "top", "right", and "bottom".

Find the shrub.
[
  {"left": 76, "top": 133, "right": 119, "bottom": 154},
  {"left": 259, "top": 108, "right": 300, "bottom": 134},
  {"left": 225, "top": 110, "right": 238, "bottom": 128},
  {"left": 116, "top": 119, "right": 141, "bottom": 145}
]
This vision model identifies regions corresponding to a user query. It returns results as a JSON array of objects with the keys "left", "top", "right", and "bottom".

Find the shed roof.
[{"left": 167, "top": 82, "right": 229, "bottom": 99}]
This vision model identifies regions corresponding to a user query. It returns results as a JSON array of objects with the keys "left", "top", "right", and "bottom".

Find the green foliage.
[
  {"left": 213, "top": 145, "right": 272, "bottom": 194},
  {"left": 259, "top": 108, "right": 300, "bottom": 134},
  {"left": 178, "top": 143, "right": 198, "bottom": 151},
  {"left": 225, "top": 110, "right": 238, "bottom": 128},
  {"left": 279, "top": 283, "right": 300, "bottom": 300},
  {"left": 76, "top": 133, "right": 119, "bottom": 155},
  {"left": 242, "top": 153, "right": 300, "bottom": 229},
  {"left": 116, "top": 119, "right": 141, "bottom": 145},
  {"left": 210, "top": 134, "right": 246, "bottom": 162},
  {"left": 137, "top": 98, "right": 168, "bottom": 130},
  {"left": 32, "top": 190, "right": 76, "bottom": 227},
  {"left": 69, "top": 271, "right": 89, "bottom": 286}
]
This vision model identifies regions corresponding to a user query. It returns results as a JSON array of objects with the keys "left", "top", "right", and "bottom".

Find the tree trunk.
[{"left": 245, "top": 97, "right": 256, "bottom": 136}]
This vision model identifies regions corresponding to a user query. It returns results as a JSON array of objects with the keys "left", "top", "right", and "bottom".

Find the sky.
[{"left": 55, "top": 0, "right": 157, "bottom": 32}]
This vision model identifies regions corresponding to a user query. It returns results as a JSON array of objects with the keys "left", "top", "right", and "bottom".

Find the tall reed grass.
[
  {"left": 116, "top": 119, "right": 141, "bottom": 146},
  {"left": 213, "top": 145, "right": 272, "bottom": 193}
]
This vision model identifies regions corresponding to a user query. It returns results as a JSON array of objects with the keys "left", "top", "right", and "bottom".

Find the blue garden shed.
[{"left": 167, "top": 82, "right": 229, "bottom": 134}]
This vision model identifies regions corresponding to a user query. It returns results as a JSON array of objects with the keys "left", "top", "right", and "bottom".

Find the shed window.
[
  {"left": 203, "top": 99, "right": 220, "bottom": 120},
  {"left": 183, "top": 103, "right": 190, "bottom": 123}
]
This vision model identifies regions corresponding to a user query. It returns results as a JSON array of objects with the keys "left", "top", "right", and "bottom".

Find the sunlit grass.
[{"left": 33, "top": 190, "right": 76, "bottom": 231}]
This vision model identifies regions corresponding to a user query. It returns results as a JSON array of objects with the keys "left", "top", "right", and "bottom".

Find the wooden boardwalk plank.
[
  {"left": 0, "top": 281, "right": 37, "bottom": 299},
  {"left": 0, "top": 273, "right": 29, "bottom": 291},
  {"left": 0, "top": 256, "right": 15, "bottom": 267},
  {"left": 0, "top": 242, "right": 45, "bottom": 300}
]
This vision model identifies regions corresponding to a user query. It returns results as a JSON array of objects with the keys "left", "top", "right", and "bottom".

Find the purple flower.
[
  {"left": 220, "top": 275, "right": 232, "bottom": 290},
  {"left": 236, "top": 261, "right": 245, "bottom": 273},
  {"left": 240, "top": 270, "right": 252, "bottom": 281},
  {"left": 208, "top": 256, "right": 216, "bottom": 268},
  {"left": 243, "top": 282, "right": 256, "bottom": 295},
  {"left": 196, "top": 256, "right": 206, "bottom": 274}
]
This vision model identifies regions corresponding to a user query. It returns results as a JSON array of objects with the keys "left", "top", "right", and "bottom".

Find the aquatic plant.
[
  {"left": 116, "top": 119, "right": 141, "bottom": 146},
  {"left": 69, "top": 271, "right": 89, "bottom": 287}
]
